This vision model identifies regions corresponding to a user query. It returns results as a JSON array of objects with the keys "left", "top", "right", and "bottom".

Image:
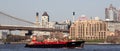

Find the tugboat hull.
[{"left": 25, "top": 41, "right": 85, "bottom": 48}]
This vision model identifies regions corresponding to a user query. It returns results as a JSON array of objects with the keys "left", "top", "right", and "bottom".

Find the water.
[{"left": 0, "top": 44, "right": 120, "bottom": 51}]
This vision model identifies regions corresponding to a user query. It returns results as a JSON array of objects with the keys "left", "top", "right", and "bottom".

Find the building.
[
  {"left": 34, "top": 12, "right": 70, "bottom": 37},
  {"left": 105, "top": 21, "right": 120, "bottom": 36},
  {"left": 118, "top": 9, "right": 120, "bottom": 21},
  {"left": 41, "top": 12, "right": 49, "bottom": 28},
  {"left": 70, "top": 17, "right": 108, "bottom": 40},
  {"left": 105, "top": 4, "right": 120, "bottom": 22},
  {"left": 115, "top": 30, "right": 120, "bottom": 36},
  {"left": 54, "top": 21, "right": 71, "bottom": 30},
  {"left": 0, "top": 31, "right": 7, "bottom": 39}
]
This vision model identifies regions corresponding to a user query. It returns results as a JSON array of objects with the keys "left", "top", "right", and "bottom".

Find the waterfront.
[{"left": 0, "top": 44, "right": 120, "bottom": 51}]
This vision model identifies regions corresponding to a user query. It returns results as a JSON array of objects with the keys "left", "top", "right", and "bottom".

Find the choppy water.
[{"left": 0, "top": 44, "right": 120, "bottom": 51}]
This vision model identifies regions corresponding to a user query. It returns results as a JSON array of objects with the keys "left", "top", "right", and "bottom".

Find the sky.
[{"left": 0, "top": 0, "right": 120, "bottom": 23}]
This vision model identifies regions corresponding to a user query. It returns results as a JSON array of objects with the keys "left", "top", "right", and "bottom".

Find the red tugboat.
[{"left": 25, "top": 35, "right": 85, "bottom": 48}]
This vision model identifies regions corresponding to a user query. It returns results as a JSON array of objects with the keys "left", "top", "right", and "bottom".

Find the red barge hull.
[{"left": 25, "top": 41, "right": 85, "bottom": 48}]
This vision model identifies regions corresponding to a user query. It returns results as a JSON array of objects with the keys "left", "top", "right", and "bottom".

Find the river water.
[{"left": 0, "top": 44, "right": 120, "bottom": 51}]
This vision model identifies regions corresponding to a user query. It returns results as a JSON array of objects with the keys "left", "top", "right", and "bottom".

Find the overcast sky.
[{"left": 0, "top": 0, "right": 120, "bottom": 22}]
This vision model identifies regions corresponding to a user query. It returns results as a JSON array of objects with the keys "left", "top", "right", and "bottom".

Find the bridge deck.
[{"left": 0, "top": 25, "right": 69, "bottom": 33}]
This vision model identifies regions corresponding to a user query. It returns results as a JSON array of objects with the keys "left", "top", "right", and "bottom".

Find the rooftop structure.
[{"left": 42, "top": 12, "right": 49, "bottom": 16}]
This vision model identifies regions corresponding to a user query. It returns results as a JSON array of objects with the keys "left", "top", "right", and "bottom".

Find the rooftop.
[{"left": 42, "top": 12, "right": 49, "bottom": 16}]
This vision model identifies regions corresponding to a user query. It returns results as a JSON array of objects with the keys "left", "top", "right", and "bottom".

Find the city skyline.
[{"left": 0, "top": 0, "right": 120, "bottom": 22}]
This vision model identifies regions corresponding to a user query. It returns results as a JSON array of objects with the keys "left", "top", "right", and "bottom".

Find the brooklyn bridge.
[{"left": 0, "top": 11, "right": 69, "bottom": 35}]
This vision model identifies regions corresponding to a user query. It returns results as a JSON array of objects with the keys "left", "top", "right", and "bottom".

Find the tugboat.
[{"left": 25, "top": 34, "right": 85, "bottom": 48}]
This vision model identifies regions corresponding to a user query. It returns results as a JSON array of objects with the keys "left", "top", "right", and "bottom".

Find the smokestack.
[
  {"left": 72, "top": 12, "right": 75, "bottom": 23},
  {"left": 36, "top": 12, "right": 39, "bottom": 26},
  {"left": 73, "top": 12, "right": 75, "bottom": 15},
  {"left": 36, "top": 12, "right": 39, "bottom": 16}
]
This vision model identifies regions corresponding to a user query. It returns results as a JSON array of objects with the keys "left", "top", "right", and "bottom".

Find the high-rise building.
[
  {"left": 105, "top": 4, "right": 119, "bottom": 22},
  {"left": 70, "top": 17, "right": 108, "bottom": 40}
]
